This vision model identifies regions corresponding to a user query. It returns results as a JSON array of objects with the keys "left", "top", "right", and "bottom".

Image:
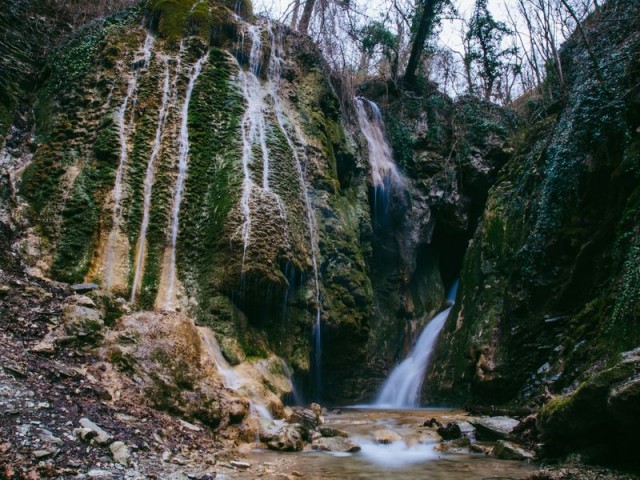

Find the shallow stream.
[{"left": 227, "top": 408, "right": 536, "bottom": 479}]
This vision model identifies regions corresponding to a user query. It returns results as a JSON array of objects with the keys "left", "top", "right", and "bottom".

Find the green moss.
[
  {"left": 176, "top": 48, "right": 243, "bottom": 311},
  {"left": 148, "top": 0, "right": 252, "bottom": 40},
  {"left": 47, "top": 8, "right": 142, "bottom": 94},
  {"left": 50, "top": 168, "right": 101, "bottom": 282},
  {"left": 384, "top": 115, "right": 414, "bottom": 169},
  {"left": 110, "top": 348, "right": 137, "bottom": 373}
]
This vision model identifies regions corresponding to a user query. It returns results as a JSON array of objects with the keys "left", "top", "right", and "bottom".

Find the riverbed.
[{"left": 226, "top": 408, "right": 537, "bottom": 479}]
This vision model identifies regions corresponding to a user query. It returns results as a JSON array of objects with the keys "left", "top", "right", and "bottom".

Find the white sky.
[{"left": 253, "top": 0, "right": 510, "bottom": 54}]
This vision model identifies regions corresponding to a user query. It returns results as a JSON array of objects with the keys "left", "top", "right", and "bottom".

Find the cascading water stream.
[
  {"left": 237, "top": 25, "right": 262, "bottom": 263},
  {"left": 236, "top": 23, "right": 290, "bottom": 265},
  {"left": 130, "top": 60, "right": 171, "bottom": 303},
  {"left": 103, "top": 34, "right": 154, "bottom": 290},
  {"left": 198, "top": 326, "right": 277, "bottom": 437},
  {"left": 354, "top": 97, "right": 405, "bottom": 191},
  {"left": 374, "top": 281, "right": 459, "bottom": 408},
  {"left": 163, "top": 54, "right": 207, "bottom": 310},
  {"left": 267, "top": 23, "right": 323, "bottom": 399},
  {"left": 197, "top": 326, "right": 243, "bottom": 391}
]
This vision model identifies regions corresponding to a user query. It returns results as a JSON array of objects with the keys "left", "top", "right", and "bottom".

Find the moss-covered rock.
[{"left": 537, "top": 348, "right": 640, "bottom": 466}]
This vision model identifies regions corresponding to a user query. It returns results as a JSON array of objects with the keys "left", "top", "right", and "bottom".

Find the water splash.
[
  {"left": 103, "top": 34, "right": 154, "bottom": 291},
  {"left": 357, "top": 440, "right": 438, "bottom": 467},
  {"left": 374, "top": 281, "right": 459, "bottom": 408},
  {"left": 163, "top": 53, "right": 207, "bottom": 310},
  {"left": 131, "top": 60, "right": 172, "bottom": 303},
  {"left": 354, "top": 97, "right": 405, "bottom": 192}
]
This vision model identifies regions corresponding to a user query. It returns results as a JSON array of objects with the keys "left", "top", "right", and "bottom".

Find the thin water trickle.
[
  {"left": 103, "top": 33, "right": 154, "bottom": 291},
  {"left": 131, "top": 60, "right": 171, "bottom": 303},
  {"left": 375, "top": 281, "right": 459, "bottom": 408},
  {"left": 236, "top": 24, "right": 270, "bottom": 263},
  {"left": 354, "top": 97, "right": 405, "bottom": 192},
  {"left": 163, "top": 54, "right": 207, "bottom": 310},
  {"left": 267, "top": 23, "right": 323, "bottom": 398}
]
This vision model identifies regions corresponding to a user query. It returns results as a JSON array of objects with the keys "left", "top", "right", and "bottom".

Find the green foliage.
[
  {"left": 464, "top": 0, "right": 517, "bottom": 100},
  {"left": 360, "top": 20, "right": 398, "bottom": 72},
  {"left": 48, "top": 8, "right": 141, "bottom": 93}
]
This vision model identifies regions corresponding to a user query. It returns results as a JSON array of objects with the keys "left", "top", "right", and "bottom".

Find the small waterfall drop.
[
  {"left": 374, "top": 281, "right": 459, "bottom": 408},
  {"left": 355, "top": 97, "right": 405, "bottom": 192},
  {"left": 131, "top": 60, "right": 171, "bottom": 303},
  {"left": 197, "top": 326, "right": 243, "bottom": 390},
  {"left": 161, "top": 53, "right": 207, "bottom": 310},
  {"left": 103, "top": 34, "right": 154, "bottom": 291}
]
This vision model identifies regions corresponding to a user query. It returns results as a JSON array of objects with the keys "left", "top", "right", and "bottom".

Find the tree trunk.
[
  {"left": 403, "top": 0, "right": 439, "bottom": 86},
  {"left": 290, "top": 0, "right": 301, "bottom": 30},
  {"left": 298, "top": 0, "right": 316, "bottom": 35}
]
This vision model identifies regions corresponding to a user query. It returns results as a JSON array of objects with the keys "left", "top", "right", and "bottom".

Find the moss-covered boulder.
[{"left": 538, "top": 348, "right": 640, "bottom": 466}]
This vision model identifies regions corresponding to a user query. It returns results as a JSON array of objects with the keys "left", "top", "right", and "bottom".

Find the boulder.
[
  {"left": 62, "top": 304, "right": 104, "bottom": 339},
  {"left": 87, "top": 470, "right": 113, "bottom": 479},
  {"left": 319, "top": 426, "right": 349, "bottom": 438},
  {"left": 267, "top": 426, "right": 304, "bottom": 452},
  {"left": 71, "top": 283, "right": 99, "bottom": 294},
  {"left": 31, "top": 341, "right": 55, "bottom": 354},
  {"left": 109, "top": 441, "right": 130, "bottom": 466},
  {"left": 538, "top": 348, "right": 640, "bottom": 463},
  {"left": 493, "top": 440, "right": 534, "bottom": 461},
  {"left": 457, "top": 421, "right": 476, "bottom": 438},
  {"left": 77, "top": 418, "right": 112, "bottom": 446},
  {"left": 471, "top": 416, "right": 518, "bottom": 440},
  {"left": 312, "top": 436, "right": 361, "bottom": 452},
  {"left": 65, "top": 294, "right": 96, "bottom": 307},
  {"left": 374, "top": 429, "right": 403, "bottom": 444},
  {"left": 423, "top": 418, "right": 441, "bottom": 428},
  {"left": 290, "top": 408, "right": 322, "bottom": 430},
  {"left": 437, "top": 423, "right": 462, "bottom": 440}
]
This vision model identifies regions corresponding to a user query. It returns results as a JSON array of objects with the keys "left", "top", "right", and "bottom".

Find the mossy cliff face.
[
  {"left": 426, "top": 0, "right": 640, "bottom": 407},
  {"left": 3, "top": 0, "right": 377, "bottom": 403}
]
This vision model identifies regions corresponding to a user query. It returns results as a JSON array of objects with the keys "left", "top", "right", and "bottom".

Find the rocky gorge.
[{"left": 1, "top": 0, "right": 639, "bottom": 478}]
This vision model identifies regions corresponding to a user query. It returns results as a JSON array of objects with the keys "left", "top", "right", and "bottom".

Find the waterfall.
[
  {"left": 161, "top": 53, "right": 207, "bottom": 310},
  {"left": 354, "top": 97, "right": 405, "bottom": 192},
  {"left": 103, "top": 34, "right": 154, "bottom": 291},
  {"left": 130, "top": 60, "right": 171, "bottom": 303},
  {"left": 267, "top": 23, "right": 323, "bottom": 399},
  {"left": 374, "top": 281, "right": 459, "bottom": 408}
]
